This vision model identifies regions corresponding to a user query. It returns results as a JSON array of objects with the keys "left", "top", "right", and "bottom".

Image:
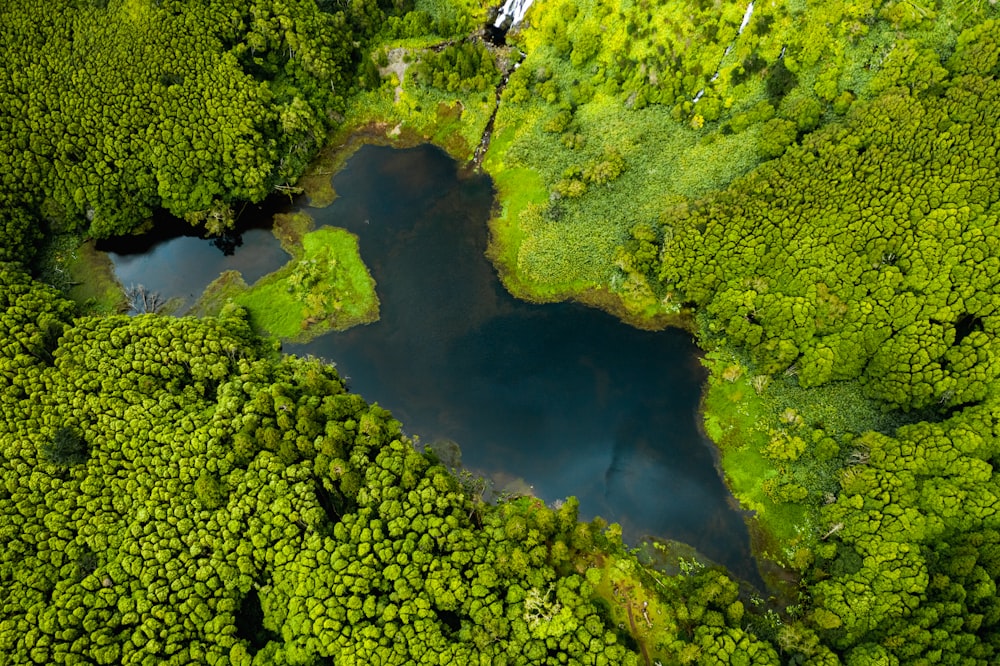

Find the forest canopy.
[
  {"left": 603, "top": 6, "right": 1000, "bottom": 665},
  {"left": 3, "top": 0, "right": 1000, "bottom": 664},
  {"left": 0, "top": 0, "right": 384, "bottom": 251},
  {"left": 0, "top": 265, "right": 783, "bottom": 664}
]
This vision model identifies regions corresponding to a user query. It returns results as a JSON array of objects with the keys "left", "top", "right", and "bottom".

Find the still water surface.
[
  {"left": 101, "top": 205, "right": 292, "bottom": 312},
  {"left": 105, "top": 144, "right": 758, "bottom": 583}
]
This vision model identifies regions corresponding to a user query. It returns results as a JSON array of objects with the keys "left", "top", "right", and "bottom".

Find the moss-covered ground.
[
  {"left": 193, "top": 221, "right": 379, "bottom": 343},
  {"left": 34, "top": 234, "right": 126, "bottom": 314},
  {"left": 484, "top": 100, "right": 763, "bottom": 307},
  {"left": 695, "top": 341, "right": 934, "bottom": 593}
]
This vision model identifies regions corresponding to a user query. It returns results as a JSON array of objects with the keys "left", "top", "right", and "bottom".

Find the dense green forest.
[
  {"left": 3, "top": 0, "right": 1000, "bottom": 663},
  {"left": 0, "top": 0, "right": 373, "bottom": 249},
  {"left": 0, "top": 269, "right": 647, "bottom": 663}
]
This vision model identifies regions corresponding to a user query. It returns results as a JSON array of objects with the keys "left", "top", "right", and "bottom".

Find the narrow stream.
[
  {"left": 693, "top": 1, "right": 755, "bottom": 103},
  {"left": 473, "top": 55, "right": 520, "bottom": 166}
]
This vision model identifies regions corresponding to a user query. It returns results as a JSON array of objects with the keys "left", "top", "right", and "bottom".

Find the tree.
[{"left": 40, "top": 427, "right": 89, "bottom": 467}]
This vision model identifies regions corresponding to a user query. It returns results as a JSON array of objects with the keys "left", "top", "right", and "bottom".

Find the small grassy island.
[{"left": 2, "top": 0, "right": 1000, "bottom": 663}]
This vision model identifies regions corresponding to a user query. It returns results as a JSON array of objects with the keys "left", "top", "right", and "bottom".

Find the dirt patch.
[{"left": 380, "top": 48, "right": 411, "bottom": 103}]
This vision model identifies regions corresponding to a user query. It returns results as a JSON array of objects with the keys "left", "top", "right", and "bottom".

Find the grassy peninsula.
[
  {"left": 193, "top": 217, "right": 380, "bottom": 343},
  {"left": 2, "top": 0, "right": 1000, "bottom": 664}
]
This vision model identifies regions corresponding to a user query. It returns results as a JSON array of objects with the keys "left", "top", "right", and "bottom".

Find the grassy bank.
[
  {"left": 483, "top": 100, "right": 762, "bottom": 296},
  {"left": 478, "top": 0, "right": 988, "bottom": 331},
  {"left": 698, "top": 344, "right": 927, "bottom": 588},
  {"left": 35, "top": 234, "right": 126, "bottom": 314},
  {"left": 193, "top": 223, "right": 379, "bottom": 343}
]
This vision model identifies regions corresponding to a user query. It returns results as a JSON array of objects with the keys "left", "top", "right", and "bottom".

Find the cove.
[
  {"left": 98, "top": 203, "right": 293, "bottom": 313},
  {"left": 104, "top": 143, "right": 759, "bottom": 584}
]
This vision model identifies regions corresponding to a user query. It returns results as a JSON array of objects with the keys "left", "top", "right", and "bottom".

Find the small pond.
[
  {"left": 103, "top": 144, "right": 760, "bottom": 584},
  {"left": 99, "top": 203, "right": 293, "bottom": 313}
]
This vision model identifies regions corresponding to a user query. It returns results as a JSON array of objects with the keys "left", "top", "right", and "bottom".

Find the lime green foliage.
[
  {"left": 196, "top": 225, "right": 379, "bottom": 342},
  {"left": 0, "top": 297, "right": 645, "bottom": 662},
  {"left": 585, "top": 550, "right": 783, "bottom": 665},
  {"left": 487, "top": 87, "right": 758, "bottom": 305},
  {"left": 485, "top": 0, "right": 989, "bottom": 318},
  {"left": 612, "top": 223, "right": 673, "bottom": 319},
  {"left": 382, "top": 0, "right": 485, "bottom": 40},
  {"left": 0, "top": 263, "right": 77, "bottom": 383},
  {"left": 188, "top": 270, "right": 252, "bottom": 320},
  {"left": 413, "top": 0, "right": 484, "bottom": 30},
  {"left": 2, "top": 238, "right": 779, "bottom": 666},
  {"left": 0, "top": 207, "right": 41, "bottom": 264},
  {"left": 802, "top": 401, "right": 1000, "bottom": 662},
  {"left": 482, "top": 0, "right": 781, "bottom": 306},
  {"left": 194, "top": 471, "right": 228, "bottom": 510},
  {"left": 662, "top": 48, "right": 1000, "bottom": 412},
  {"left": 701, "top": 346, "right": 923, "bottom": 565},
  {"left": 8, "top": 1, "right": 1000, "bottom": 664},
  {"left": 0, "top": 0, "right": 381, "bottom": 245},
  {"left": 330, "top": 0, "right": 499, "bottom": 163},
  {"left": 64, "top": 242, "right": 129, "bottom": 314},
  {"left": 342, "top": 39, "right": 501, "bottom": 162},
  {"left": 701, "top": 352, "right": 811, "bottom": 550},
  {"left": 413, "top": 41, "right": 499, "bottom": 92},
  {"left": 33, "top": 233, "right": 128, "bottom": 314},
  {"left": 672, "top": 15, "right": 1000, "bottom": 664},
  {"left": 238, "top": 227, "right": 379, "bottom": 340}
]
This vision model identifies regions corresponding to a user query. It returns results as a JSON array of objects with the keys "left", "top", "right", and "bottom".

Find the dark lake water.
[
  {"left": 99, "top": 204, "right": 293, "bottom": 312},
  {"left": 104, "top": 144, "right": 759, "bottom": 584}
]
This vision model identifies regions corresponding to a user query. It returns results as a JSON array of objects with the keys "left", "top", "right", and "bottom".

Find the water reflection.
[
  {"left": 99, "top": 204, "right": 292, "bottom": 312},
  {"left": 288, "top": 145, "right": 760, "bottom": 583},
  {"left": 101, "top": 143, "right": 760, "bottom": 584}
]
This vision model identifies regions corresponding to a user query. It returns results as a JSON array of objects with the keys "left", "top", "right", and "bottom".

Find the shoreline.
[{"left": 303, "top": 122, "right": 786, "bottom": 594}]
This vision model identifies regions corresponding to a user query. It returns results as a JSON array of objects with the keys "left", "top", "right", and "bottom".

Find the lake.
[{"left": 103, "top": 143, "right": 760, "bottom": 583}]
